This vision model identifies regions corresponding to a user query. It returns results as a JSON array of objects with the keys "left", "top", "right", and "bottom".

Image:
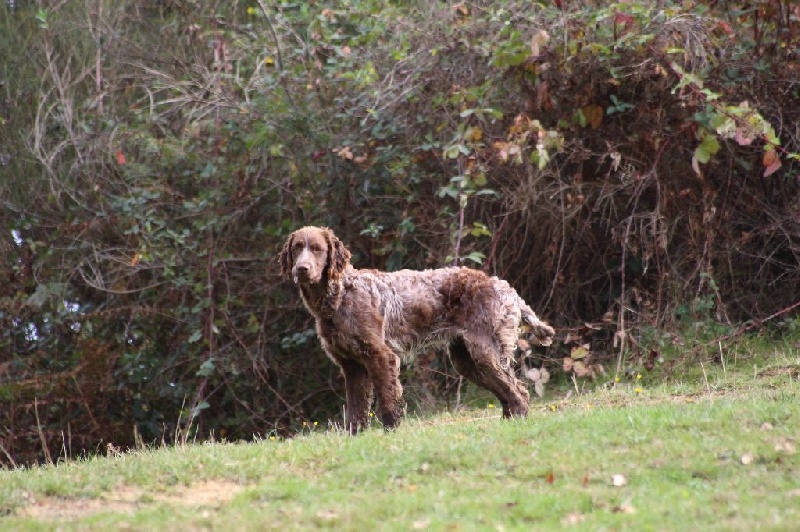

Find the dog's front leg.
[
  {"left": 339, "top": 359, "right": 373, "bottom": 434},
  {"left": 364, "top": 347, "right": 404, "bottom": 430}
]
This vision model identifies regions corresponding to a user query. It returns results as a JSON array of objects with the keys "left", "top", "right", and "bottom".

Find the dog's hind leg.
[
  {"left": 363, "top": 345, "right": 404, "bottom": 430},
  {"left": 448, "top": 336, "right": 529, "bottom": 418}
]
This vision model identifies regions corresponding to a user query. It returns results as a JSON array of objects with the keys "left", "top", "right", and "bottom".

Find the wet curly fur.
[{"left": 279, "top": 226, "right": 555, "bottom": 433}]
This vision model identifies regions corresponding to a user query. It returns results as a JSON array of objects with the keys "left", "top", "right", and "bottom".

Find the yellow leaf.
[
  {"left": 469, "top": 126, "right": 483, "bottom": 142},
  {"left": 570, "top": 344, "right": 590, "bottom": 360}
]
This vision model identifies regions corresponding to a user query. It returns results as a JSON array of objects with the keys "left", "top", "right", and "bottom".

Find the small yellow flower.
[
  {"left": 488, "top": 403, "right": 495, "bottom": 409},
  {"left": 369, "top": 412, "right": 374, "bottom": 417},
  {"left": 269, "top": 436, "right": 276, "bottom": 441},
  {"left": 246, "top": 6, "right": 257, "bottom": 15},
  {"left": 614, "top": 376, "right": 620, "bottom": 383},
  {"left": 313, "top": 421, "right": 319, "bottom": 426},
  {"left": 549, "top": 404, "right": 557, "bottom": 411},
  {"left": 635, "top": 387, "right": 643, "bottom": 394},
  {"left": 637, "top": 373, "right": 642, "bottom": 380}
]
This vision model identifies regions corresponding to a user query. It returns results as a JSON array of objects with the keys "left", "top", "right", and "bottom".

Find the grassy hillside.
[{"left": 2, "top": 340, "right": 798, "bottom": 530}]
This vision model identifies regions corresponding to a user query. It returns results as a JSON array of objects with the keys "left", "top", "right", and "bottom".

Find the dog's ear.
[
  {"left": 326, "top": 229, "right": 351, "bottom": 280},
  {"left": 278, "top": 233, "right": 295, "bottom": 279}
]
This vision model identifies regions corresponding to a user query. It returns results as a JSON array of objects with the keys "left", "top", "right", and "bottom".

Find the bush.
[{"left": 0, "top": 0, "right": 797, "bottom": 466}]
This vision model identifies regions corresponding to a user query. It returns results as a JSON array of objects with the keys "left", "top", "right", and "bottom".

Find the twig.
[
  {"left": 0, "top": 440, "right": 18, "bottom": 469},
  {"left": 34, "top": 398, "right": 53, "bottom": 466},
  {"left": 452, "top": 155, "right": 467, "bottom": 266},
  {"left": 700, "top": 360, "right": 711, "bottom": 394}
]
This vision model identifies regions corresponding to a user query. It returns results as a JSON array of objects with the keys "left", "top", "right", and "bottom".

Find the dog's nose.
[{"left": 296, "top": 264, "right": 309, "bottom": 274}]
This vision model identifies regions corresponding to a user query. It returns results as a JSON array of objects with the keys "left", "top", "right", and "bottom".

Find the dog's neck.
[{"left": 299, "top": 273, "right": 344, "bottom": 319}]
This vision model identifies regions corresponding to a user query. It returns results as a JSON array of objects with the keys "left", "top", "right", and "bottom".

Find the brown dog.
[{"left": 279, "top": 226, "right": 554, "bottom": 433}]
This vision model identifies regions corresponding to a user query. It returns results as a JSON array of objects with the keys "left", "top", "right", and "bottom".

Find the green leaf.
[
  {"left": 196, "top": 358, "right": 215, "bottom": 377},
  {"left": 462, "top": 251, "right": 486, "bottom": 265},
  {"left": 694, "top": 132, "right": 721, "bottom": 164}
]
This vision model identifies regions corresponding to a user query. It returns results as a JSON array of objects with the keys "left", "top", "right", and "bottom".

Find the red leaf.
[
  {"left": 115, "top": 150, "right": 126, "bottom": 165},
  {"left": 764, "top": 160, "right": 782, "bottom": 178},
  {"left": 717, "top": 20, "right": 735, "bottom": 38},
  {"left": 734, "top": 128, "right": 754, "bottom": 146},
  {"left": 763, "top": 149, "right": 782, "bottom": 177},
  {"left": 763, "top": 148, "right": 779, "bottom": 167},
  {"left": 614, "top": 12, "right": 635, "bottom": 28},
  {"left": 546, "top": 471, "right": 555, "bottom": 484}
]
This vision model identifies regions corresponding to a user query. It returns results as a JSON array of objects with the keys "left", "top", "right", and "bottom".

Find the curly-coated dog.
[{"left": 279, "top": 226, "right": 554, "bottom": 433}]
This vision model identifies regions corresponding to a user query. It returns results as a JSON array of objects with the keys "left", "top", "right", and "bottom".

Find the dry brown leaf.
[
  {"left": 573, "top": 360, "right": 589, "bottom": 377},
  {"left": 316, "top": 509, "right": 339, "bottom": 520},
  {"left": 582, "top": 104, "right": 603, "bottom": 130},
  {"left": 775, "top": 440, "right": 796, "bottom": 455},
  {"left": 539, "top": 367, "right": 550, "bottom": 384},
  {"left": 530, "top": 30, "right": 550, "bottom": 58},
  {"left": 561, "top": 513, "right": 586, "bottom": 525}
]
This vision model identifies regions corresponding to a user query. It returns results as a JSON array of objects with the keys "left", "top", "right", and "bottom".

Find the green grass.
[{"left": 2, "top": 342, "right": 799, "bottom": 530}]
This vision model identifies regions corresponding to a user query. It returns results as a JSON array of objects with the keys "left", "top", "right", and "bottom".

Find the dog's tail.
[{"left": 518, "top": 298, "right": 555, "bottom": 347}]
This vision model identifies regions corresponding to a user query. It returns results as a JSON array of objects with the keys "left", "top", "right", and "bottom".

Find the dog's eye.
[{"left": 310, "top": 245, "right": 324, "bottom": 253}]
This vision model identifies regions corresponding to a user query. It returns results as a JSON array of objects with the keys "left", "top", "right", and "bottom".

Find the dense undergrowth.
[{"left": 1, "top": 0, "right": 798, "bottom": 466}]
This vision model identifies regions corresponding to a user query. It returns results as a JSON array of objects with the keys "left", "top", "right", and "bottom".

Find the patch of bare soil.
[
  {"left": 757, "top": 365, "right": 800, "bottom": 379},
  {"left": 18, "top": 479, "right": 245, "bottom": 521}
]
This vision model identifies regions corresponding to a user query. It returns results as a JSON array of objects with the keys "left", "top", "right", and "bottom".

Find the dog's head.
[{"left": 279, "top": 226, "right": 351, "bottom": 286}]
